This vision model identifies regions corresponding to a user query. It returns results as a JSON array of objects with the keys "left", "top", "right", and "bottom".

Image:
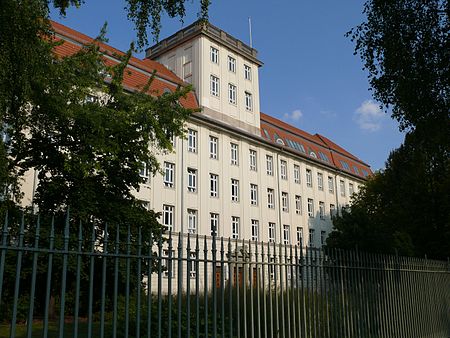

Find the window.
[
  {"left": 210, "top": 75, "right": 220, "bottom": 96},
  {"left": 228, "top": 56, "right": 236, "bottom": 72},
  {"left": 188, "top": 129, "right": 197, "bottom": 153},
  {"left": 330, "top": 204, "right": 336, "bottom": 218},
  {"left": 250, "top": 184, "right": 258, "bottom": 205},
  {"left": 267, "top": 188, "right": 275, "bottom": 209},
  {"left": 244, "top": 64, "right": 252, "bottom": 80},
  {"left": 268, "top": 223, "right": 275, "bottom": 243},
  {"left": 231, "top": 179, "right": 239, "bottom": 202},
  {"left": 296, "top": 227, "right": 303, "bottom": 247},
  {"left": 139, "top": 162, "right": 150, "bottom": 184},
  {"left": 340, "top": 180, "right": 345, "bottom": 197},
  {"left": 231, "top": 216, "right": 240, "bottom": 239},
  {"left": 164, "top": 162, "right": 175, "bottom": 187},
  {"left": 283, "top": 225, "right": 290, "bottom": 245},
  {"left": 189, "top": 251, "right": 197, "bottom": 278},
  {"left": 266, "top": 155, "right": 273, "bottom": 175},
  {"left": 245, "top": 91, "right": 253, "bottom": 111},
  {"left": 167, "top": 55, "right": 175, "bottom": 72},
  {"left": 306, "top": 169, "right": 312, "bottom": 187},
  {"left": 295, "top": 195, "right": 302, "bottom": 215},
  {"left": 280, "top": 160, "right": 287, "bottom": 180},
  {"left": 210, "top": 213, "right": 219, "bottom": 236},
  {"left": 187, "top": 209, "right": 197, "bottom": 234},
  {"left": 321, "top": 231, "right": 326, "bottom": 246},
  {"left": 210, "top": 46, "right": 219, "bottom": 63},
  {"left": 309, "top": 229, "right": 315, "bottom": 247},
  {"left": 328, "top": 176, "right": 334, "bottom": 193},
  {"left": 317, "top": 173, "right": 323, "bottom": 191},
  {"left": 282, "top": 192, "right": 289, "bottom": 212},
  {"left": 249, "top": 149, "right": 257, "bottom": 171},
  {"left": 210, "top": 173, "right": 218, "bottom": 197},
  {"left": 349, "top": 183, "right": 354, "bottom": 196},
  {"left": 230, "top": 143, "right": 239, "bottom": 165},
  {"left": 319, "top": 201, "right": 325, "bottom": 220},
  {"left": 294, "top": 165, "right": 300, "bottom": 184},
  {"left": 209, "top": 136, "right": 218, "bottom": 159},
  {"left": 162, "top": 249, "right": 174, "bottom": 278},
  {"left": 163, "top": 205, "right": 174, "bottom": 230},
  {"left": 307, "top": 198, "right": 314, "bottom": 217},
  {"left": 251, "top": 219, "right": 259, "bottom": 241},
  {"left": 228, "top": 83, "right": 237, "bottom": 104},
  {"left": 187, "top": 168, "right": 197, "bottom": 192}
]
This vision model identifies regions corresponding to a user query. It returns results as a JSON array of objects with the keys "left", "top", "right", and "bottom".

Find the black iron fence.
[{"left": 0, "top": 212, "right": 449, "bottom": 337}]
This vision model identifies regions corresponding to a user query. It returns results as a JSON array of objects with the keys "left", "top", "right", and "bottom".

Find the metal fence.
[{"left": 0, "top": 212, "right": 449, "bottom": 337}]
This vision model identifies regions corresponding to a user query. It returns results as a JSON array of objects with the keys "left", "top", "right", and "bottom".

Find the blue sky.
[{"left": 50, "top": 0, "right": 404, "bottom": 170}]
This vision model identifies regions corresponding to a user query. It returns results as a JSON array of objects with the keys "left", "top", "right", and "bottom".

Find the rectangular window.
[
  {"left": 251, "top": 219, "right": 259, "bottom": 241},
  {"left": 250, "top": 184, "right": 258, "bottom": 206},
  {"left": 244, "top": 64, "right": 252, "bottom": 80},
  {"left": 296, "top": 227, "right": 303, "bottom": 247},
  {"left": 187, "top": 209, "right": 197, "bottom": 234},
  {"left": 210, "top": 75, "right": 220, "bottom": 96},
  {"left": 163, "top": 205, "right": 174, "bottom": 230},
  {"left": 294, "top": 164, "right": 300, "bottom": 184},
  {"left": 307, "top": 198, "right": 314, "bottom": 217},
  {"left": 317, "top": 173, "right": 323, "bottom": 191},
  {"left": 266, "top": 155, "right": 273, "bottom": 175},
  {"left": 306, "top": 169, "right": 312, "bottom": 187},
  {"left": 309, "top": 229, "right": 315, "bottom": 247},
  {"left": 283, "top": 225, "right": 290, "bottom": 245},
  {"left": 349, "top": 183, "right": 354, "bottom": 196},
  {"left": 188, "top": 129, "right": 197, "bottom": 153},
  {"left": 210, "top": 46, "right": 219, "bottom": 63},
  {"left": 245, "top": 91, "right": 253, "bottom": 111},
  {"left": 231, "top": 216, "right": 240, "bottom": 239},
  {"left": 231, "top": 179, "right": 239, "bottom": 202},
  {"left": 340, "top": 180, "right": 346, "bottom": 196},
  {"left": 189, "top": 251, "right": 197, "bottom": 278},
  {"left": 295, "top": 195, "right": 302, "bottom": 215},
  {"left": 187, "top": 168, "right": 197, "bottom": 192},
  {"left": 209, "top": 136, "right": 218, "bottom": 159},
  {"left": 228, "top": 56, "right": 236, "bottom": 72},
  {"left": 249, "top": 149, "right": 257, "bottom": 171},
  {"left": 164, "top": 162, "right": 175, "bottom": 187},
  {"left": 139, "top": 162, "right": 150, "bottom": 185},
  {"left": 228, "top": 83, "right": 236, "bottom": 104},
  {"left": 230, "top": 143, "right": 239, "bottom": 165},
  {"left": 330, "top": 204, "right": 336, "bottom": 218},
  {"left": 319, "top": 201, "right": 325, "bottom": 219},
  {"left": 328, "top": 176, "right": 334, "bottom": 193},
  {"left": 321, "top": 230, "right": 326, "bottom": 246},
  {"left": 280, "top": 160, "right": 287, "bottom": 180},
  {"left": 162, "top": 249, "right": 174, "bottom": 278},
  {"left": 210, "top": 173, "right": 218, "bottom": 197},
  {"left": 268, "top": 222, "right": 275, "bottom": 243},
  {"left": 210, "top": 213, "right": 219, "bottom": 236},
  {"left": 267, "top": 188, "right": 275, "bottom": 209},
  {"left": 282, "top": 192, "right": 289, "bottom": 212}
]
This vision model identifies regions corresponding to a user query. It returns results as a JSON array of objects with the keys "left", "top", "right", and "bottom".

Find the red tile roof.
[
  {"left": 50, "top": 21, "right": 198, "bottom": 110},
  {"left": 260, "top": 113, "right": 372, "bottom": 179}
]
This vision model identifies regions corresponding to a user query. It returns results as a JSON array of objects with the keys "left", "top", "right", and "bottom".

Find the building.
[{"left": 23, "top": 20, "right": 372, "bottom": 249}]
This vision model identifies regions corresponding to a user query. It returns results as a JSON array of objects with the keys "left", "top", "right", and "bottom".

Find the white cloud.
[
  {"left": 283, "top": 109, "right": 303, "bottom": 122},
  {"left": 354, "top": 100, "right": 384, "bottom": 132}
]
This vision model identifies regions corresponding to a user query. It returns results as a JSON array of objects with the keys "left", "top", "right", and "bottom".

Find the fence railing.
[{"left": 0, "top": 212, "right": 449, "bottom": 337}]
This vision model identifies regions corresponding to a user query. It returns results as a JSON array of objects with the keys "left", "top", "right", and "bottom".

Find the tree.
[{"left": 328, "top": 0, "right": 450, "bottom": 259}]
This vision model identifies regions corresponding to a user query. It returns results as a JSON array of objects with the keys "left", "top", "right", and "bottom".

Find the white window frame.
[
  {"left": 210, "top": 213, "right": 219, "bottom": 237},
  {"left": 317, "top": 173, "right": 323, "bottom": 191},
  {"left": 280, "top": 160, "right": 287, "bottom": 180},
  {"left": 231, "top": 216, "right": 240, "bottom": 239},
  {"left": 328, "top": 176, "right": 334, "bottom": 193},
  {"left": 244, "top": 64, "right": 252, "bottom": 80},
  {"left": 164, "top": 162, "right": 175, "bottom": 188},
  {"left": 210, "top": 75, "right": 220, "bottom": 97},
  {"left": 283, "top": 225, "right": 290, "bottom": 245},
  {"left": 349, "top": 183, "right": 354, "bottom": 196},
  {"left": 250, "top": 184, "right": 258, "bottom": 206},
  {"left": 210, "top": 46, "right": 219, "bottom": 64},
  {"left": 306, "top": 169, "right": 312, "bottom": 187},
  {"left": 230, "top": 143, "right": 239, "bottom": 165},
  {"left": 228, "top": 83, "right": 236, "bottom": 104},
  {"left": 251, "top": 219, "right": 259, "bottom": 241},
  {"left": 267, "top": 188, "right": 275, "bottom": 209},
  {"left": 187, "top": 209, "right": 197, "bottom": 234},
  {"left": 330, "top": 204, "right": 336, "bottom": 218},
  {"left": 189, "top": 251, "right": 197, "bottom": 278},
  {"left": 282, "top": 192, "right": 289, "bottom": 212},
  {"left": 307, "top": 198, "right": 314, "bottom": 218},
  {"left": 309, "top": 229, "right": 315, "bottom": 247},
  {"left": 188, "top": 129, "right": 197, "bottom": 153},
  {"left": 162, "top": 249, "right": 174, "bottom": 278},
  {"left": 294, "top": 164, "right": 300, "bottom": 184},
  {"left": 209, "top": 135, "right": 218, "bottom": 159},
  {"left": 139, "top": 162, "right": 150, "bottom": 185},
  {"left": 228, "top": 55, "right": 236, "bottom": 72},
  {"left": 210, "top": 173, "right": 218, "bottom": 197},
  {"left": 296, "top": 227, "right": 303, "bottom": 247},
  {"left": 187, "top": 168, "right": 197, "bottom": 192},
  {"left": 268, "top": 222, "right": 275, "bottom": 243},
  {"left": 231, "top": 179, "right": 239, "bottom": 202},
  {"left": 245, "top": 91, "right": 253, "bottom": 111},
  {"left": 319, "top": 201, "right": 325, "bottom": 220},
  {"left": 321, "top": 231, "right": 326, "bottom": 246},
  {"left": 295, "top": 195, "right": 302, "bottom": 215},
  {"left": 266, "top": 155, "right": 273, "bottom": 176},
  {"left": 163, "top": 205, "right": 174, "bottom": 231},
  {"left": 340, "top": 180, "right": 346, "bottom": 197},
  {"left": 249, "top": 149, "right": 257, "bottom": 171}
]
